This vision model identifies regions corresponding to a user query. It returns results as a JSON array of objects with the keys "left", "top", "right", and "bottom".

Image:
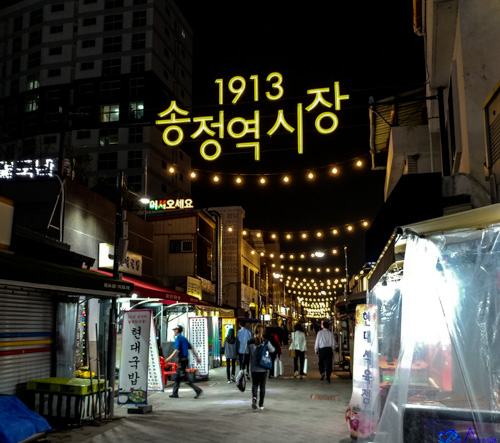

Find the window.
[
  {"left": 51, "top": 4, "right": 64, "bottom": 12},
  {"left": 103, "top": 36, "right": 122, "bottom": 53},
  {"left": 250, "top": 270, "right": 255, "bottom": 288},
  {"left": 83, "top": 0, "right": 97, "bottom": 4},
  {"left": 30, "top": 9, "right": 43, "bottom": 26},
  {"left": 129, "top": 77, "right": 144, "bottom": 96},
  {"left": 81, "top": 61, "right": 95, "bottom": 71},
  {"left": 105, "top": 0, "right": 123, "bottom": 8},
  {"left": 77, "top": 130, "right": 91, "bottom": 139},
  {"left": 132, "top": 11, "right": 147, "bottom": 27},
  {"left": 46, "top": 89, "right": 60, "bottom": 100},
  {"left": 98, "top": 152, "right": 118, "bottom": 170},
  {"left": 127, "top": 175, "right": 142, "bottom": 192},
  {"left": 164, "top": 48, "right": 170, "bottom": 59},
  {"left": 48, "top": 68, "right": 61, "bottom": 77},
  {"left": 44, "top": 135, "right": 57, "bottom": 144},
  {"left": 49, "top": 47, "right": 63, "bottom": 56},
  {"left": 100, "top": 104, "right": 119, "bottom": 122},
  {"left": 133, "top": 0, "right": 147, "bottom": 5},
  {"left": 99, "top": 128, "right": 118, "bottom": 145},
  {"left": 27, "top": 51, "right": 41, "bottom": 69},
  {"left": 13, "top": 37, "right": 22, "bottom": 53},
  {"left": 45, "top": 112, "right": 59, "bottom": 122},
  {"left": 29, "top": 30, "right": 42, "bottom": 47},
  {"left": 128, "top": 126, "right": 143, "bottom": 143},
  {"left": 50, "top": 25, "right": 63, "bottom": 34},
  {"left": 13, "top": 16, "right": 23, "bottom": 32},
  {"left": 77, "top": 106, "right": 92, "bottom": 118},
  {"left": 170, "top": 240, "right": 194, "bottom": 253},
  {"left": 27, "top": 74, "right": 40, "bottom": 90},
  {"left": 104, "top": 14, "right": 123, "bottom": 31},
  {"left": 128, "top": 150, "right": 142, "bottom": 168},
  {"left": 243, "top": 265, "right": 249, "bottom": 285},
  {"left": 82, "top": 17, "right": 96, "bottom": 26},
  {"left": 131, "top": 33, "right": 146, "bottom": 50},
  {"left": 130, "top": 55, "right": 144, "bottom": 73},
  {"left": 129, "top": 102, "right": 144, "bottom": 120},
  {"left": 81, "top": 39, "right": 95, "bottom": 49},
  {"left": 101, "top": 80, "right": 120, "bottom": 99},
  {"left": 102, "top": 59, "right": 121, "bottom": 76},
  {"left": 79, "top": 83, "right": 93, "bottom": 94},
  {"left": 10, "top": 80, "right": 19, "bottom": 95},
  {"left": 25, "top": 94, "right": 39, "bottom": 112},
  {"left": 11, "top": 58, "right": 20, "bottom": 74}
]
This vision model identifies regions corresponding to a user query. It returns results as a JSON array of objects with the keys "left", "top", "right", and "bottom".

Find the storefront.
[
  {"left": 349, "top": 204, "right": 500, "bottom": 442},
  {"left": 0, "top": 251, "right": 133, "bottom": 397}
]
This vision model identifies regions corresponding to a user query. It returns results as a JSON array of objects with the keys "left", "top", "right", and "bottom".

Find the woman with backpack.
[
  {"left": 245, "top": 324, "right": 275, "bottom": 410},
  {"left": 223, "top": 328, "right": 238, "bottom": 383}
]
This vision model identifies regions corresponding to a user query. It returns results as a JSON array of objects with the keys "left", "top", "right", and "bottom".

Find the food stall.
[{"left": 352, "top": 204, "right": 500, "bottom": 442}]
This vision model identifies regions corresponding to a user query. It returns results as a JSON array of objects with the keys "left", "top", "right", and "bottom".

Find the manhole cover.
[{"left": 311, "top": 394, "right": 339, "bottom": 401}]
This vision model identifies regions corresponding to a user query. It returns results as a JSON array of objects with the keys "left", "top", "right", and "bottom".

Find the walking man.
[
  {"left": 165, "top": 325, "right": 203, "bottom": 398},
  {"left": 315, "top": 321, "right": 335, "bottom": 383},
  {"left": 237, "top": 320, "right": 252, "bottom": 380}
]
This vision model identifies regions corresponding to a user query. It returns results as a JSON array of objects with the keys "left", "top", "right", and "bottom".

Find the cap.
[{"left": 172, "top": 325, "right": 183, "bottom": 333}]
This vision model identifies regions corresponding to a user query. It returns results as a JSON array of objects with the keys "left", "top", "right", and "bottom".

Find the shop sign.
[
  {"left": 187, "top": 276, "right": 202, "bottom": 300},
  {"left": 99, "top": 243, "right": 142, "bottom": 276},
  {"left": 149, "top": 198, "right": 194, "bottom": 211},
  {"left": 156, "top": 73, "right": 349, "bottom": 161}
]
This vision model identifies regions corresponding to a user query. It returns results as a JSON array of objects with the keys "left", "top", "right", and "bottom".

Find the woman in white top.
[{"left": 290, "top": 323, "right": 307, "bottom": 378}]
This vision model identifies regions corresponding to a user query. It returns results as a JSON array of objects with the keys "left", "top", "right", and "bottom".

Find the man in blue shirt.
[
  {"left": 165, "top": 325, "right": 203, "bottom": 398},
  {"left": 237, "top": 320, "right": 252, "bottom": 380}
]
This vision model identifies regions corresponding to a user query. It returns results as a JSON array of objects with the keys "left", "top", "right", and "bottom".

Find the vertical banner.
[
  {"left": 118, "top": 309, "right": 151, "bottom": 404},
  {"left": 345, "top": 305, "right": 379, "bottom": 440},
  {"left": 189, "top": 317, "right": 209, "bottom": 377},
  {"left": 221, "top": 318, "right": 236, "bottom": 366},
  {"left": 147, "top": 316, "right": 163, "bottom": 391}
]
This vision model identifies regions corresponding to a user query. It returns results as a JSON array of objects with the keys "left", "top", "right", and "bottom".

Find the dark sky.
[{"left": 173, "top": 1, "right": 425, "bottom": 271}]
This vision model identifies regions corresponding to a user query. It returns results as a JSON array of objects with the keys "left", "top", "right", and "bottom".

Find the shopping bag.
[
  {"left": 273, "top": 359, "right": 280, "bottom": 377},
  {"left": 279, "top": 359, "right": 283, "bottom": 375},
  {"left": 303, "top": 358, "right": 308, "bottom": 375},
  {"left": 289, "top": 349, "right": 296, "bottom": 358},
  {"left": 236, "top": 370, "right": 246, "bottom": 392}
]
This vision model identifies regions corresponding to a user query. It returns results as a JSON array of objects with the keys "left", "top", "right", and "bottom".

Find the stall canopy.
[
  {"left": 358, "top": 204, "right": 500, "bottom": 442},
  {"left": 95, "top": 270, "right": 200, "bottom": 304},
  {"left": 0, "top": 251, "right": 133, "bottom": 297}
]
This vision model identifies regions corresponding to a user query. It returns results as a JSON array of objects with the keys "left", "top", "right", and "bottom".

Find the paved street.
[{"left": 45, "top": 334, "right": 353, "bottom": 443}]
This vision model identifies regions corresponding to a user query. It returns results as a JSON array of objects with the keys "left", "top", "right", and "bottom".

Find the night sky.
[{"left": 174, "top": 1, "right": 425, "bottom": 271}]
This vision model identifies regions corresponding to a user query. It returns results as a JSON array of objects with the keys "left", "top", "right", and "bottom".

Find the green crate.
[{"left": 27, "top": 377, "right": 108, "bottom": 395}]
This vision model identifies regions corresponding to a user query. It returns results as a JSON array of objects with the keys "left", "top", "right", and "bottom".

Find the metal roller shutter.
[{"left": 0, "top": 285, "right": 55, "bottom": 395}]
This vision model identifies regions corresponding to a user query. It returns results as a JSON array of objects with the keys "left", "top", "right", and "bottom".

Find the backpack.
[{"left": 257, "top": 340, "right": 273, "bottom": 370}]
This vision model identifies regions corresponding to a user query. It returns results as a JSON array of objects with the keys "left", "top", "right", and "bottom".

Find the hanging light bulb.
[
  {"left": 190, "top": 171, "right": 197, "bottom": 179},
  {"left": 235, "top": 176, "right": 243, "bottom": 184},
  {"left": 259, "top": 176, "right": 267, "bottom": 185},
  {"left": 307, "top": 171, "right": 315, "bottom": 180},
  {"left": 356, "top": 160, "right": 363, "bottom": 167},
  {"left": 213, "top": 175, "right": 220, "bottom": 183},
  {"left": 283, "top": 175, "right": 291, "bottom": 184},
  {"left": 331, "top": 166, "right": 339, "bottom": 175}
]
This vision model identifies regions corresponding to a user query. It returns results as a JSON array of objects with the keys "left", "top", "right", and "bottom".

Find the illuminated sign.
[
  {"left": 187, "top": 276, "right": 202, "bottom": 300},
  {"left": 99, "top": 243, "right": 143, "bottom": 276},
  {"left": 149, "top": 198, "right": 194, "bottom": 211},
  {"left": 156, "top": 73, "right": 349, "bottom": 161}
]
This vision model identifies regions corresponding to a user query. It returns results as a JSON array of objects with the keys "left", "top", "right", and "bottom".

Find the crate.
[{"left": 27, "top": 378, "right": 108, "bottom": 395}]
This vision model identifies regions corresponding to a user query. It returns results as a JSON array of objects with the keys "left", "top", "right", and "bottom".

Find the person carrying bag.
[{"left": 290, "top": 323, "right": 307, "bottom": 379}]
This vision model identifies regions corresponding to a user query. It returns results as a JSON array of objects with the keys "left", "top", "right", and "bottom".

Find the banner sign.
[
  {"left": 118, "top": 309, "right": 152, "bottom": 404},
  {"left": 188, "top": 317, "right": 209, "bottom": 378},
  {"left": 346, "top": 304, "right": 380, "bottom": 440},
  {"left": 156, "top": 73, "right": 349, "bottom": 161},
  {"left": 147, "top": 317, "right": 163, "bottom": 391}
]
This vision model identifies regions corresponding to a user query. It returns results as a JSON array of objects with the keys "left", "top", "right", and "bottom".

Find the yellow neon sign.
[{"left": 156, "top": 73, "right": 349, "bottom": 161}]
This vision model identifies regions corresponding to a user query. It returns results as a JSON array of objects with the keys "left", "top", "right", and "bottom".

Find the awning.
[
  {"left": 367, "top": 204, "right": 500, "bottom": 290},
  {"left": 0, "top": 251, "right": 133, "bottom": 297},
  {"left": 94, "top": 270, "right": 200, "bottom": 304}
]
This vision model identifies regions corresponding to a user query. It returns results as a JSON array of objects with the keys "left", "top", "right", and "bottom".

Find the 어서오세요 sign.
[{"left": 155, "top": 72, "right": 349, "bottom": 161}]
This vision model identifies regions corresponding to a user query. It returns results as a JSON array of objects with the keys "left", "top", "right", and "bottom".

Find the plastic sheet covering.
[{"left": 369, "top": 224, "right": 500, "bottom": 442}]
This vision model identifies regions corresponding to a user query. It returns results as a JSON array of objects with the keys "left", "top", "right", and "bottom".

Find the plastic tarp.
[
  {"left": 365, "top": 223, "right": 500, "bottom": 442},
  {"left": 0, "top": 395, "right": 51, "bottom": 443}
]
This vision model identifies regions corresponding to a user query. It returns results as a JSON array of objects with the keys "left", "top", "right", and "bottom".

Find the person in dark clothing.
[{"left": 264, "top": 327, "right": 281, "bottom": 378}]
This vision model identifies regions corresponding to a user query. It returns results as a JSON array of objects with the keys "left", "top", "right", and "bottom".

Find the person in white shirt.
[
  {"left": 290, "top": 323, "right": 307, "bottom": 379},
  {"left": 314, "top": 321, "right": 335, "bottom": 383},
  {"left": 237, "top": 320, "right": 253, "bottom": 380}
]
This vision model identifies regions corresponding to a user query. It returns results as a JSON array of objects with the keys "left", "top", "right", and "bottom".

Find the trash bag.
[{"left": 236, "top": 369, "right": 246, "bottom": 392}]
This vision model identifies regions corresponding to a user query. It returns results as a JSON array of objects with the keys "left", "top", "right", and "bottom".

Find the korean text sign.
[{"left": 156, "top": 73, "right": 349, "bottom": 161}]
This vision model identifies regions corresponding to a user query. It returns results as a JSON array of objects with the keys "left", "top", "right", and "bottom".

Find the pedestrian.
[
  {"left": 223, "top": 328, "right": 238, "bottom": 383},
  {"left": 264, "top": 326, "right": 280, "bottom": 378},
  {"left": 237, "top": 320, "right": 252, "bottom": 380},
  {"left": 246, "top": 323, "right": 275, "bottom": 410},
  {"left": 290, "top": 323, "right": 307, "bottom": 379},
  {"left": 314, "top": 321, "right": 335, "bottom": 383},
  {"left": 165, "top": 325, "right": 203, "bottom": 398}
]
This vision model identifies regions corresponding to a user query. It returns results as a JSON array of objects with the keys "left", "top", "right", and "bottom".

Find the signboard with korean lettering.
[
  {"left": 188, "top": 317, "right": 209, "bottom": 378},
  {"left": 118, "top": 309, "right": 152, "bottom": 404},
  {"left": 187, "top": 276, "right": 202, "bottom": 300},
  {"left": 345, "top": 305, "right": 379, "bottom": 440},
  {"left": 149, "top": 198, "right": 194, "bottom": 211},
  {"left": 147, "top": 316, "right": 163, "bottom": 391},
  {"left": 156, "top": 73, "right": 349, "bottom": 161},
  {"left": 99, "top": 243, "right": 143, "bottom": 277}
]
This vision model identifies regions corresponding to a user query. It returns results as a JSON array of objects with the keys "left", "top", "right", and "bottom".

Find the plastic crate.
[{"left": 27, "top": 377, "right": 107, "bottom": 395}]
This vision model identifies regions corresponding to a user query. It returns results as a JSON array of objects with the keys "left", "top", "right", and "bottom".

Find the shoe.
[
  {"left": 252, "top": 397, "right": 257, "bottom": 410},
  {"left": 294, "top": 371, "right": 298, "bottom": 378},
  {"left": 194, "top": 390, "right": 203, "bottom": 399},
  {"left": 227, "top": 380, "right": 231, "bottom": 383},
  {"left": 246, "top": 373, "right": 251, "bottom": 381},
  {"left": 326, "top": 379, "right": 331, "bottom": 383},
  {"left": 258, "top": 406, "right": 264, "bottom": 410},
  {"left": 320, "top": 374, "right": 325, "bottom": 381},
  {"left": 300, "top": 375, "right": 303, "bottom": 380},
  {"left": 169, "top": 394, "right": 179, "bottom": 398},
  {"left": 231, "top": 375, "right": 236, "bottom": 382}
]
